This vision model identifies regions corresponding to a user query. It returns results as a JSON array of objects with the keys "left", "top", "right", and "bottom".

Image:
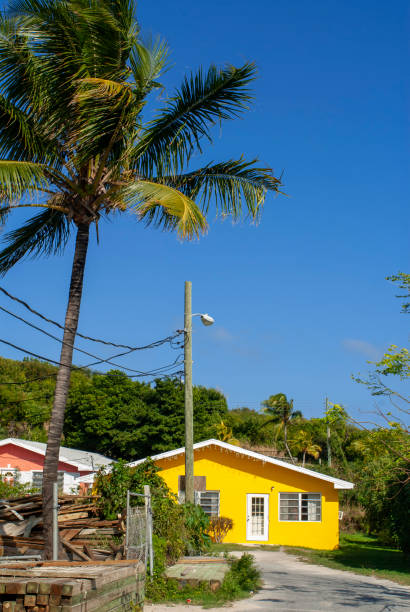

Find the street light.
[{"left": 184, "top": 281, "right": 214, "bottom": 504}]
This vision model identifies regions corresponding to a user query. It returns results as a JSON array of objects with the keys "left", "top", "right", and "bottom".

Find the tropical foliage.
[
  {"left": 0, "top": 0, "right": 281, "bottom": 554},
  {"left": 261, "top": 393, "right": 302, "bottom": 461}
]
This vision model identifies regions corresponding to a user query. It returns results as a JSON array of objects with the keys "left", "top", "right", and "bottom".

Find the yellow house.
[{"left": 130, "top": 439, "right": 354, "bottom": 551}]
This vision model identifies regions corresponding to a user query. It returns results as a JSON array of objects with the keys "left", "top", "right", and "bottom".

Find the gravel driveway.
[{"left": 145, "top": 549, "right": 410, "bottom": 611}]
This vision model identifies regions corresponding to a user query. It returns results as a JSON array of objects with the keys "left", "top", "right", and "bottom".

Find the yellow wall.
[{"left": 156, "top": 445, "right": 340, "bottom": 550}]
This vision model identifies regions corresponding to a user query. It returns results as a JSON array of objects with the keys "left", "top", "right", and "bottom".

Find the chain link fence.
[
  {"left": 126, "top": 504, "right": 147, "bottom": 562},
  {"left": 125, "top": 488, "right": 154, "bottom": 604}
]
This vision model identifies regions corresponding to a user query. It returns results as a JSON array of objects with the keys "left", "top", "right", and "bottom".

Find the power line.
[
  {"left": 0, "top": 285, "right": 183, "bottom": 350},
  {"left": 0, "top": 304, "right": 182, "bottom": 375},
  {"left": 0, "top": 368, "right": 185, "bottom": 407},
  {"left": 0, "top": 338, "right": 184, "bottom": 384}
]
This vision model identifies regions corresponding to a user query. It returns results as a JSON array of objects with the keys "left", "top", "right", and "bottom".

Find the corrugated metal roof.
[{"left": 0, "top": 438, "right": 113, "bottom": 470}]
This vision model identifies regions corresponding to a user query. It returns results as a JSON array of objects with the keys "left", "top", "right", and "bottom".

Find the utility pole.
[
  {"left": 184, "top": 281, "right": 194, "bottom": 504},
  {"left": 325, "top": 396, "right": 331, "bottom": 467}
]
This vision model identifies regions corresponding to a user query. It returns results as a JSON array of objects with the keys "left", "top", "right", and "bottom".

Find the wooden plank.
[
  {"left": 83, "top": 544, "right": 96, "bottom": 561},
  {"left": 58, "top": 512, "right": 89, "bottom": 522},
  {"left": 63, "top": 582, "right": 137, "bottom": 612},
  {"left": 39, "top": 559, "right": 140, "bottom": 567},
  {"left": 24, "top": 594, "right": 37, "bottom": 606},
  {"left": 49, "top": 594, "right": 61, "bottom": 605},
  {"left": 36, "top": 593, "right": 49, "bottom": 604},
  {"left": 59, "top": 529, "right": 81, "bottom": 542},
  {"left": 5, "top": 581, "right": 28, "bottom": 595},
  {"left": 60, "top": 539, "right": 91, "bottom": 562},
  {"left": 68, "top": 575, "right": 136, "bottom": 606}
]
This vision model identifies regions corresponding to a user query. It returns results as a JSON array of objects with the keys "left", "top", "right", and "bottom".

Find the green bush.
[
  {"left": 95, "top": 461, "right": 213, "bottom": 566},
  {"left": 229, "top": 553, "right": 260, "bottom": 591},
  {"left": 183, "top": 503, "right": 211, "bottom": 555},
  {"left": 146, "top": 553, "right": 261, "bottom": 605},
  {"left": 95, "top": 458, "right": 171, "bottom": 520},
  {"left": 0, "top": 473, "right": 35, "bottom": 498}
]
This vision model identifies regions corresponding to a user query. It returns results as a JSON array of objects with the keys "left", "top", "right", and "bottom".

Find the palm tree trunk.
[
  {"left": 42, "top": 223, "right": 90, "bottom": 559},
  {"left": 284, "top": 424, "right": 295, "bottom": 464}
]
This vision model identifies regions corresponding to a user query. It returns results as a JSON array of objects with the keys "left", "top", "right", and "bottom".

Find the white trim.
[
  {"left": 278, "top": 492, "right": 322, "bottom": 522},
  {"left": 246, "top": 494, "right": 269, "bottom": 541},
  {"left": 127, "top": 439, "right": 354, "bottom": 490}
]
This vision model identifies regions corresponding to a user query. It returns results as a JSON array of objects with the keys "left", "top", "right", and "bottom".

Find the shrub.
[
  {"left": 228, "top": 553, "right": 260, "bottom": 591},
  {"left": 183, "top": 503, "right": 211, "bottom": 555},
  {"left": 95, "top": 461, "right": 213, "bottom": 564},
  {"left": 146, "top": 552, "right": 261, "bottom": 604},
  {"left": 208, "top": 516, "right": 234, "bottom": 543},
  {"left": 0, "top": 472, "right": 35, "bottom": 498},
  {"left": 95, "top": 458, "right": 171, "bottom": 520}
]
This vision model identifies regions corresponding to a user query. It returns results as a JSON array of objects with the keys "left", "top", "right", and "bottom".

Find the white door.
[{"left": 246, "top": 494, "right": 269, "bottom": 541}]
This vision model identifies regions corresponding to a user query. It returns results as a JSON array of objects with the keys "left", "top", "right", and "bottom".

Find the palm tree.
[
  {"left": 0, "top": 0, "right": 281, "bottom": 557},
  {"left": 215, "top": 421, "right": 239, "bottom": 446},
  {"left": 290, "top": 430, "right": 321, "bottom": 467},
  {"left": 261, "top": 393, "right": 302, "bottom": 462}
]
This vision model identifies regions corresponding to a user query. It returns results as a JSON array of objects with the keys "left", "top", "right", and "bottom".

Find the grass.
[{"left": 285, "top": 532, "right": 410, "bottom": 586}]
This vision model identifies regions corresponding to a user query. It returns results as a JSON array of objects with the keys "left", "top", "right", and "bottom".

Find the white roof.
[
  {"left": 0, "top": 438, "right": 114, "bottom": 471},
  {"left": 127, "top": 439, "right": 354, "bottom": 490}
]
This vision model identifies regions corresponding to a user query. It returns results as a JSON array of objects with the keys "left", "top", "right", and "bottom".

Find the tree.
[
  {"left": 261, "top": 393, "right": 302, "bottom": 462},
  {"left": 0, "top": 0, "right": 281, "bottom": 556},
  {"left": 290, "top": 429, "right": 321, "bottom": 466},
  {"left": 350, "top": 274, "right": 410, "bottom": 552},
  {"left": 214, "top": 420, "right": 239, "bottom": 445},
  {"left": 65, "top": 373, "right": 228, "bottom": 458}
]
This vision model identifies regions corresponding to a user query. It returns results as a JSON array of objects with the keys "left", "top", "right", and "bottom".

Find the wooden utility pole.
[
  {"left": 325, "top": 396, "right": 331, "bottom": 467},
  {"left": 184, "top": 281, "right": 194, "bottom": 504}
]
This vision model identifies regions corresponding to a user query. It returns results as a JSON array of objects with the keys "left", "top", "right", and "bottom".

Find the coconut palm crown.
[
  {"left": 0, "top": 0, "right": 282, "bottom": 557},
  {"left": 261, "top": 393, "right": 302, "bottom": 462}
]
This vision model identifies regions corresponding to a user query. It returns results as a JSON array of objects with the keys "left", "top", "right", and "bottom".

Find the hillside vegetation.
[{"left": 0, "top": 353, "right": 408, "bottom": 554}]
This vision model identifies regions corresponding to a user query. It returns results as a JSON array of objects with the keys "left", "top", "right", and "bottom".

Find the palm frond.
[
  {"left": 73, "top": 77, "right": 132, "bottom": 106},
  {"left": 129, "top": 38, "right": 168, "bottom": 97},
  {"left": 122, "top": 180, "right": 207, "bottom": 239},
  {"left": 133, "top": 62, "right": 256, "bottom": 175},
  {"left": 0, "top": 160, "right": 49, "bottom": 200},
  {"left": 0, "top": 207, "right": 71, "bottom": 273},
  {"left": 0, "top": 94, "right": 61, "bottom": 164},
  {"left": 159, "top": 158, "right": 283, "bottom": 221}
]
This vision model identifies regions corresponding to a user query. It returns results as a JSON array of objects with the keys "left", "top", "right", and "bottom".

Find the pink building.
[{"left": 0, "top": 438, "right": 113, "bottom": 493}]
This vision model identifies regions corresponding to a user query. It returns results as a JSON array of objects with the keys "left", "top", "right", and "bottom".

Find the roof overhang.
[
  {"left": 127, "top": 439, "right": 354, "bottom": 490},
  {"left": 0, "top": 438, "right": 93, "bottom": 471}
]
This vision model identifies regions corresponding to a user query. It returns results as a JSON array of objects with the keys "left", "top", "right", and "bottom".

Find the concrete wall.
[{"left": 156, "top": 445, "right": 340, "bottom": 550}]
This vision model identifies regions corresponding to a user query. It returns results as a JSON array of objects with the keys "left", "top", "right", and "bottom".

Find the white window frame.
[
  {"left": 196, "top": 490, "right": 220, "bottom": 517},
  {"left": 32, "top": 471, "right": 65, "bottom": 492},
  {"left": 278, "top": 492, "right": 322, "bottom": 522}
]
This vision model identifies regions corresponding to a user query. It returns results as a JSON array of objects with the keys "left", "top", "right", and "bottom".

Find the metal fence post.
[
  {"left": 125, "top": 490, "right": 130, "bottom": 558},
  {"left": 144, "top": 485, "right": 153, "bottom": 577},
  {"left": 52, "top": 482, "right": 58, "bottom": 561}
]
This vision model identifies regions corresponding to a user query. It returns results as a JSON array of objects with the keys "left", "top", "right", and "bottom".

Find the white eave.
[{"left": 127, "top": 438, "right": 354, "bottom": 490}]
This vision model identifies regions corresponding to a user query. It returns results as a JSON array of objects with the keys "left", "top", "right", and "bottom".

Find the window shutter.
[{"left": 178, "top": 475, "right": 206, "bottom": 491}]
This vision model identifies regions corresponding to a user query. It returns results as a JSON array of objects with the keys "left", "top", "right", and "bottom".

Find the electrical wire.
[
  {"left": 0, "top": 304, "right": 183, "bottom": 375},
  {"left": 0, "top": 337, "right": 184, "bottom": 384},
  {"left": 0, "top": 368, "right": 185, "bottom": 407},
  {"left": 0, "top": 286, "right": 183, "bottom": 350}
]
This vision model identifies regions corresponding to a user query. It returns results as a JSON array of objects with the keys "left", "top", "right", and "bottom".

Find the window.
[
  {"left": 196, "top": 491, "right": 220, "bottom": 517},
  {"left": 279, "top": 493, "right": 321, "bottom": 522},
  {"left": 32, "top": 471, "right": 64, "bottom": 492}
]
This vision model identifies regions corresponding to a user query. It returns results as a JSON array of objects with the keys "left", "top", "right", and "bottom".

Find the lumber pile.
[
  {"left": 0, "top": 496, "right": 125, "bottom": 562},
  {"left": 0, "top": 559, "right": 144, "bottom": 611}
]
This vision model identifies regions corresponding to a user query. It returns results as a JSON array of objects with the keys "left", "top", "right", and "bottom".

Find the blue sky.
[{"left": 0, "top": 0, "right": 408, "bottom": 421}]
